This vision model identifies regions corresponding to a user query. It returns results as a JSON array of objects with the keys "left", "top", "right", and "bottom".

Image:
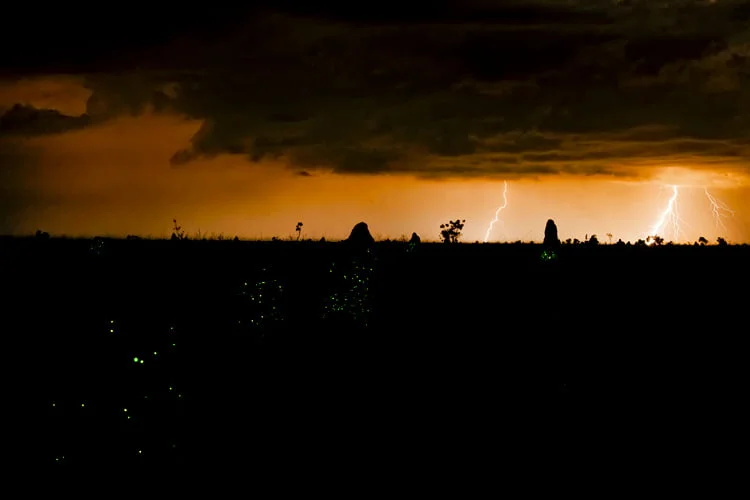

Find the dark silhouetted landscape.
[
  {"left": 3, "top": 2, "right": 749, "bottom": 482},
  {"left": 4, "top": 221, "right": 745, "bottom": 471}
]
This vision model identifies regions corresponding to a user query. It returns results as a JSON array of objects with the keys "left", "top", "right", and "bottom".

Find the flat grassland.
[{"left": 4, "top": 237, "right": 744, "bottom": 468}]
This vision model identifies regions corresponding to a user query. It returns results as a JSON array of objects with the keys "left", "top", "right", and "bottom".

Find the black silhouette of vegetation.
[
  {"left": 3, "top": 219, "right": 745, "bottom": 467},
  {"left": 440, "top": 219, "right": 465, "bottom": 243},
  {"left": 170, "top": 218, "right": 186, "bottom": 241}
]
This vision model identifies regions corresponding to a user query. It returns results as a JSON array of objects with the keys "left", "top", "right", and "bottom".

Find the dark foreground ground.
[{"left": 2, "top": 236, "right": 746, "bottom": 472}]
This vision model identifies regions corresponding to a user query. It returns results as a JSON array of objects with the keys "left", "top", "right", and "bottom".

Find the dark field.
[{"left": 4, "top": 236, "right": 746, "bottom": 470}]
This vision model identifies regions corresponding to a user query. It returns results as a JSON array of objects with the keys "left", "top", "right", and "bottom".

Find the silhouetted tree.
[
  {"left": 606, "top": 233, "right": 613, "bottom": 245},
  {"left": 543, "top": 219, "right": 560, "bottom": 247},
  {"left": 698, "top": 236, "right": 708, "bottom": 246},
  {"left": 717, "top": 236, "right": 728, "bottom": 247},
  {"left": 588, "top": 234, "right": 599, "bottom": 246},
  {"left": 650, "top": 235, "right": 664, "bottom": 246},
  {"left": 440, "top": 219, "right": 465, "bottom": 243},
  {"left": 295, "top": 222, "right": 303, "bottom": 241}
]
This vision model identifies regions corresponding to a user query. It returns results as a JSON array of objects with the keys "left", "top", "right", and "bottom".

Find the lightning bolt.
[
  {"left": 646, "top": 185, "right": 736, "bottom": 244},
  {"left": 484, "top": 181, "right": 508, "bottom": 243},
  {"left": 646, "top": 184, "right": 686, "bottom": 244},
  {"left": 704, "top": 188, "right": 735, "bottom": 231}
]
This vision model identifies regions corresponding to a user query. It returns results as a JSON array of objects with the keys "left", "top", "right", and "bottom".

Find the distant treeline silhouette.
[{"left": 19, "top": 217, "right": 742, "bottom": 247}]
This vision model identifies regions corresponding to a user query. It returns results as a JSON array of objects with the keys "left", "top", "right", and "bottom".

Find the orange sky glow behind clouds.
[
  {"left": 2, "top": 76, "right": 749, "bottom": 244},
  {"left": 4, "top": 3, "right": 750, "bottom": 244}
]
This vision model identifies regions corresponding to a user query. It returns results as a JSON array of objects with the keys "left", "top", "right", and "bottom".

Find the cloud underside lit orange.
[
  {"left": 3, "top": 2, "right": 750, "bottom": 243},
  {"left": 2, "top": 109, "right": 749, "bottom": 244}
]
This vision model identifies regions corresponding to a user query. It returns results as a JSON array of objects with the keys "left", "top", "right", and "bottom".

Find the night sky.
[{"left": 1, "top": 0, "right": 749, "bottom": 243}]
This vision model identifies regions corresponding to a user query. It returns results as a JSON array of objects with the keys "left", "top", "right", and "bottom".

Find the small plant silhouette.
[
  {"left": 295, "top": 222, "right": 303, "bottom": 241},
  {"left": 440, "top": 219, "right": 465, "bottom": 244},
  {"left": 171, "top": 218, "right": 186, "bottom": 240},
  {"left": 647, "top": 235, "right": 664, "bottom": 246}
]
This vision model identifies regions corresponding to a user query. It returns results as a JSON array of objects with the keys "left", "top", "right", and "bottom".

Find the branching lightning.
[
  {"left": 704, "top": 188, "right": 735, "bottom": 230},
  {"left": 645, "top": 184, "right": 735, "bottom": 244},
  {"left": 647, "top": 185, "right": 684, "bottom": 243},
  {"left": 484, "top": 181, "right": 508, "bottom": 243}
]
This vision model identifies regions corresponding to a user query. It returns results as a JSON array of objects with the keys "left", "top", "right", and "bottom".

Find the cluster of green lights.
[
  {"left": 89, "top": 237, "right": 105, "bottom": 256},
  {"left": 540, "top": 249, "right": 558, "bottom": 262},
  {"left": 237, "top": 272, "right": 286, "bottom": 330},
  {"left": 132, "top": 351, "right": 161, "bottom": 364},
  {"left": 321, "top": 255, "right": 376, "bottom": 327}
]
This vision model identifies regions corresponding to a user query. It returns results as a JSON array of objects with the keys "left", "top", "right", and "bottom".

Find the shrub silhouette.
[{"left": 440, "top": 219, "right": 465, "bottom": 244}]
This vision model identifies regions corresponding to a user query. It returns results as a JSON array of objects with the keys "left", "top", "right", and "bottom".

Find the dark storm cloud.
[
  {"left": 4, "top": 0, "right": 750, "bottom": 177},
  {"left": 0, "top": 104, "right": 90, "bottom": 136}
]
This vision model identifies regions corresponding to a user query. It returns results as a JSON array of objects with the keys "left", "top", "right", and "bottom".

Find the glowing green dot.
[{"left": 133, "top": 357, "right": 139, "bottom": 363}]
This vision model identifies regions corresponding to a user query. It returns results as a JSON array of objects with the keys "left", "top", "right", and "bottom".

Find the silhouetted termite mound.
[
  {"left": 543, "top": 219, "right": 560, "bottom": 248},
  {"left": 346, "top": 221, "right": 375, "bottom": 249}
]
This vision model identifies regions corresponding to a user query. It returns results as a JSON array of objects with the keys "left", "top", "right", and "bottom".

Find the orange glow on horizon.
[{"left": 2, "top": 110, "right": 749, "bottom": 244}]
